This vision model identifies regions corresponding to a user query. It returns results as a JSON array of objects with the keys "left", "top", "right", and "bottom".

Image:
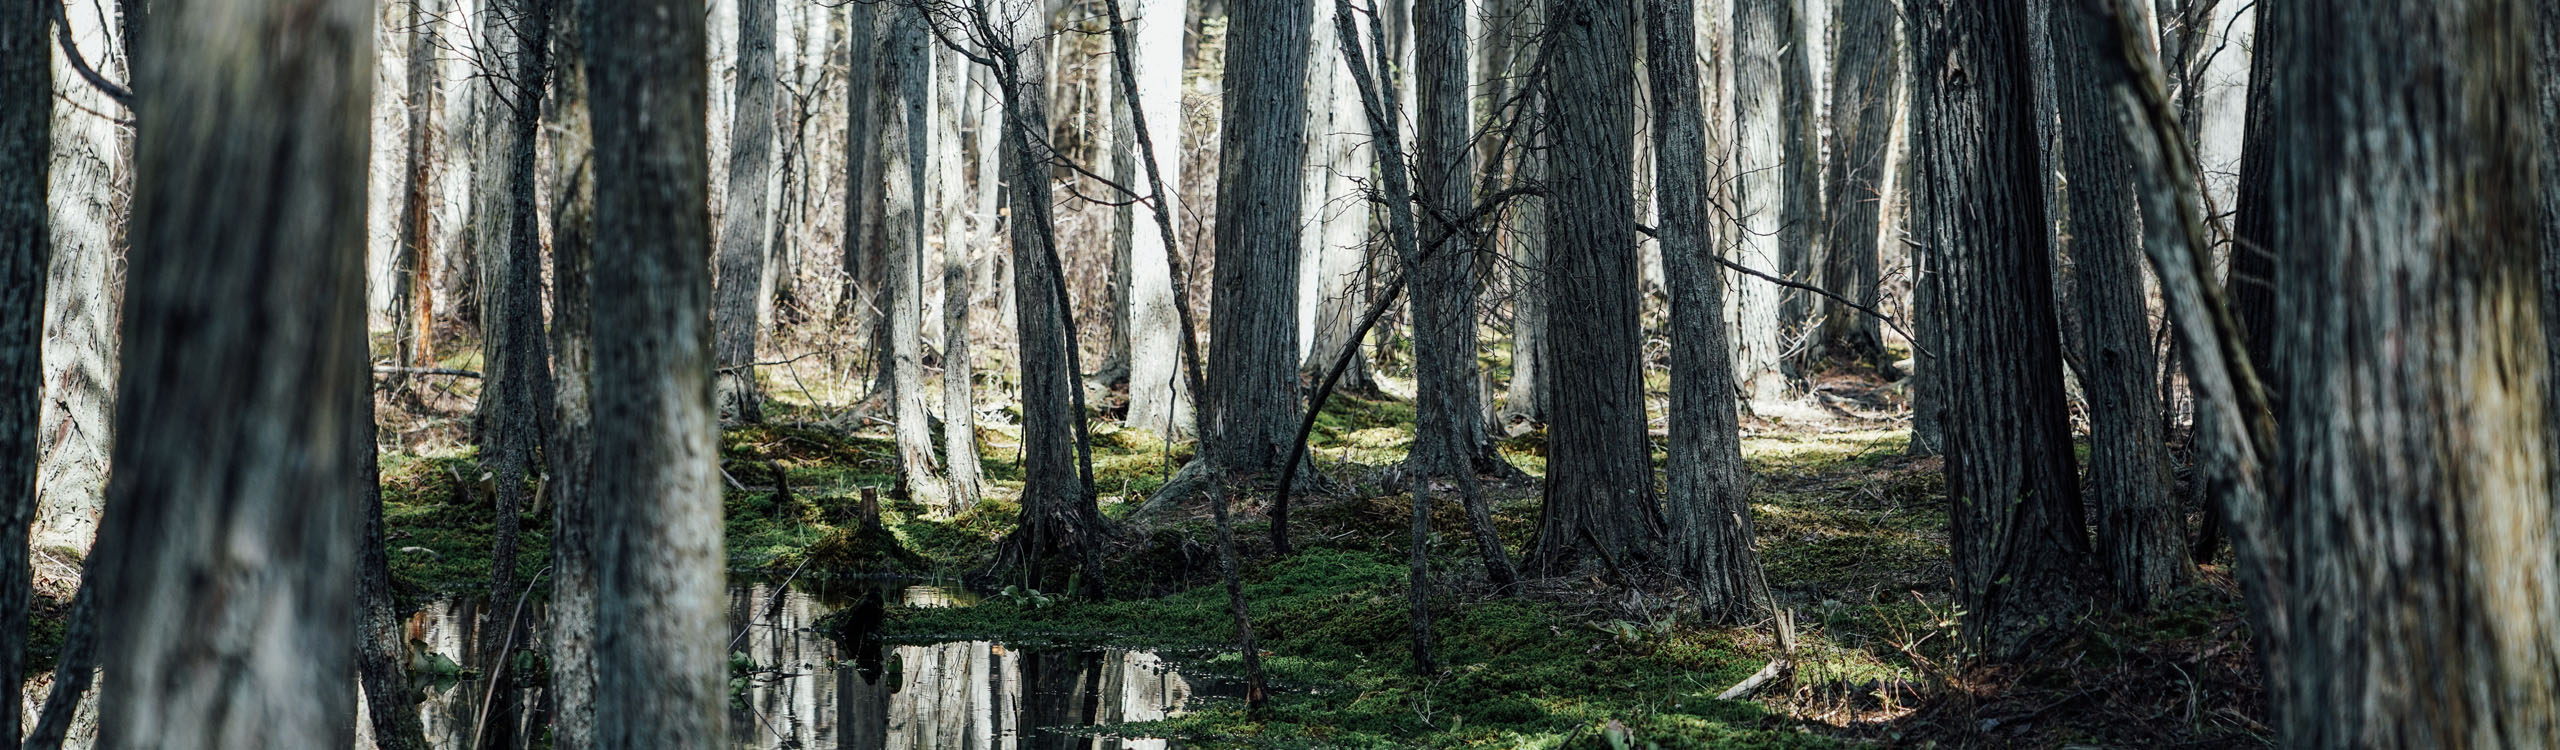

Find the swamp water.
[{"left": 388, "top": 581, "right": 1199, "bottom": 749}]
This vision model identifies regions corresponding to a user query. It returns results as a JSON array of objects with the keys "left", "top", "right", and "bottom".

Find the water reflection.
[{"left": 392, "top": 581, "right": 1192, "bottom": 749}]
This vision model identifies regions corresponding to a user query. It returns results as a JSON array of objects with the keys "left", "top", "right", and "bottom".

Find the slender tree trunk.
[
  {"left": 2, "top": 0, "right": 50, "bottom": 740},
  {"left": 472, "top": 2, "right": 557, "bottom": 742},
  {"left": 991, "top": 0, "right": 1111, "bottom": 595},
  {"left": 357, "top": 395, "right": 431, "bottom": 750},
  {"left": 1727, "top": 0, "right": 1789, "bottom": 408},
  {"left": 2260, "top": 1, "right": 2560, "bottom": 743},
  {"left": 2543, "top": 0, "right": 2560, "bottom": 453},
  {"left": 840, "top": 1, "right": 880, "bottom": 323},
  {"left": 1204, "top": 0, "right": 1312, "bottom": 476},
  {"left": 546, "top": 1, "right": 600, "bottom": 745},
  {"left": 1910, "top": 0, "right": 2091, "bottom": 660},
  {"left": 2049, "top": 0, "right": 2182, "bottom": 611},
  {"left": 1813, "top": 0, "right": 1897, "bottom": 373},
  {"left": 1120, "top": 0, "right": 1192, "bottom": 440},
  {"left": 716, "top": 0, "right": 778, "bottom": 424},
  {"left": 94, "top": 0, "right": 373, "bottom": 742},
  {"left": 1530, "top": 0, "right": 1656, "bottom": 577},
  {"left": 586, "top": 0, "right": 727, "bottom": 742},
  {"left": 1299, "top": 8, "right": 1376, "bottom": 395},
  {"left": 1408, "top": 0, "right": 1501, "bottom": 480},
  {"left": 1774, "top": 0, "right": 1819, "bottom": 337},
  {"left": 1647, "top": 0, "right": 1766, "bottom": 622},
  {"left": 883, "top": 7, "right": 948, "bottom": 508},
  {"left": 2224, "top": 3, "right": 2277, "bottom": 383},
  {"left": 392, "top": 0, "right": 441, "bottom": 401}
]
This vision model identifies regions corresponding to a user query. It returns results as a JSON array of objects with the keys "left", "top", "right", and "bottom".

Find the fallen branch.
[
  {"left": 1637, "top": 222, "right": 1932, "bottom": 359},
  {"left": 373, "top": 365, "right": 483, "bottom": 379},
  {"left": 1715, "top": 657, "right": 1792, "bottom": 700}
]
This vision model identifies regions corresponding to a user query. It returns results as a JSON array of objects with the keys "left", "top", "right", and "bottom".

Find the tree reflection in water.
[{"left": 365, "top": 581, "right": 1194, "bottom": 750}]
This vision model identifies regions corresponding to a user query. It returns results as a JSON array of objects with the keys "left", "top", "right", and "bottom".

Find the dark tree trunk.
[
  {"left": 1407, "top": 0, "right": 1505, "bottom": 484},
  {"left": 472, "top": 3, "right": 558, "bottom": 744},
  {"left": 545, "top": 1, "right": 600, "bottom": 745},
  {"left": 585, "top": 0, "right": 727, "bottom": 742},
  {"left": 2224, "top": 2, "right": 2279, "bottom": 389},
  {"left": 840, "top": 1, "right": 880, "bottom": 324},
  {"left": 716, "top": 0, "right": 780, "bottom": 423},
  {"left": 2538, "top": 0, "right": 2559, "bottom": 445},
  {"left": 93, "top": 0, "right": 374, "bottom": 742},
  {"left": 1, "top": 0, "right": 50, "bottom": 739},
  {"left": 1813, "top": 0, "right": 1899, "bottom": 373},
  {"left": 1204, "top": 0, "right": 1312, "bottom": 475},
  {"left": 1530, "top": 0, "right": 1657, "bottom": 577},
  {"left": 2049, "top": 0, "right": 2181, "bottom": 610},
  {"left": 1910, "top": 0, "right": 2091, "bottom": 660},
  {"left": 992, "top": 0, "right": 1111, "bottom": 595},
  {"left": 357, "top": 393, "right": 430, "bottom": 750},
  {"left": 2262, "top": 1, "right": 2560, "bottom": 743},
  {"left": 1648, "top": 0, "right": 1767, "bottom": 622}
]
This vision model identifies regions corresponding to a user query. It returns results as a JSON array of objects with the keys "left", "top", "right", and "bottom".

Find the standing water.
[{"left": 380, "top": 581, "right": 1198, "bottom": 749}]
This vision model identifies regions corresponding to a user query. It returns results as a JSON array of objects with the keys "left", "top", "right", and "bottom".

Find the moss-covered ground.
[{"left": 368, "top": 359, "right": 2264, "bottom": 748}]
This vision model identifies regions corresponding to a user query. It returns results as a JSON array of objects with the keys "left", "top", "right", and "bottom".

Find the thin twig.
[{"left": 1638, "top": 222, "right": 1933, "bottom": 358}]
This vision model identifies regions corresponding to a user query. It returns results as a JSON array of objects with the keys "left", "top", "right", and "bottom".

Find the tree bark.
[
  {"left": 2261, "top": 1, "right": 2560, "bottom": 743},
  {"left": 1529, "top": 0, "right": 1657, "bottom": 577},
  {"left": 586, "top": 0, "right": 728, "bottom": 742},
  {"left": 1813, "top": 0, "right": 1898, "bottom": 373},
  {"left": 840, "top": 1, "right": 880, "bottom": 324},
  {"left": 93, "top": 0, "right": 374, "bottom": 742},
  {"left": 546, "top": 1, "right": 600, "bottom": 745},
  {"left": 1774, "top": 0, "right": 1819, "bottom": 337},
  {"left": 2544, "top": 0, "right": 2560, "bottom": 456},
  {"left": 990, "top": 0, "right": 1112, "bottom": 595},
  {"left": 1299, "top": 6, "right": 1377, "bottom": 396},
  {"left": 1910, "top": 0, "right": 2092, "bottom": 660},
  {"left": 1407, "top": 0, "right": 1501, "bottom": 481},
  {"left": 716, "top": 0, "right": 780, "bottom": 424},
  {"left": 2, "top": 0, "right": 51, "bottom": 740},
  {"left": 1494, "top": 0, "right": 1546, "bottom": 426},
  {"left": 1205, "top": 0, "right": 1313, "bottom": 475},
  {"left": 881, "top": 7, "right": 948, "bottom": 509},
  {"left": 35, "top": 0, "right": 123, "bottom": 556},
  {"left": 391, "top": 0, "right": 441, "bottom": 402},
  {"left": 356, "top": 392, "right": 430, "bottom": 750},
  {"left": 1727, "top": 0, "right": 1789, "bottom": 408},
  {"left": 1647, "top": 0, "right": 1767, "bottom": 622}
]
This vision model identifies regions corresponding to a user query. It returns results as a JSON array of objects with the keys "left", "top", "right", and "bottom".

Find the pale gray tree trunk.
[
  {"left": 1648, "top": 0, "right": 1766, "bottom": 622},
  {"left": 1774, "top": 0, "right": 1819, "bottom": 336},
  {"left": 3, "top": 0, "right": 51, "bottom": 739},
  {"left": 35, "top": 0, "right": 122, "bottom": 555},
  {"left": 1491, "top": 0, "right": 1545, "bottom": 425},
  {"left": 716, "top": 0, "right": 778, "bottom": 423},
  {"left": 586, "top": 0, "right": 728, "bottom": 743},
  {"left": 93, "top": 0, "right": 373, "bottom": 743},
  {"left": 884, "top": 7, "right": 948, "bottom": 508},
  {"left": 2261, "top": 1, "right": 2560, "bottom": 743},
  {"left": 1899, "top": 19, "right": 1940, "bottom": 458},
  {"left": 1123, "top": 0, "right": 1193, "bottom": 440},
  {"left": 1298, "top": 4, "right": 1376, "bottom": 395},
  {"left": 1812, "top": 0, "right": 1897, "bottom": 372},
  {"left": 1728, "top": 0, "right": 1790, "bottom": 408},
  {"left": 1205, "top": 0, "right": 1312, "bottom": 475},
  {"left": 1911, "top": 0, "right": 2091, "bottom": 661},
  {"left": 546, "top": 1, "right": 601, "bottom": 745},
  {"left": 1530, "top": 0, "right": 1656, "bottom": 576},
  {"left": 939, "top": 41, "right": 986, "bottom": 509},
  {"left": 2049, "top": 0, "right": 2180, "bottom": 611}
]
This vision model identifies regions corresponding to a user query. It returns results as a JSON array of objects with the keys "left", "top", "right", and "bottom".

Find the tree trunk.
[
  {"left": 1299, "top": 6, "right": 1376, "bottom": 396},
  {"left": 586, "top": 0, "right": 727, "bottom": 742},
  {"left": 1775, "top": 0, "right": 1819, "bottom": 337},
  {"left": 545, "top": 1, "right": 600, "bottom": 745},
  {"left": 2, "top": 0, "right": 50, "bottom": 739},
  {"left": 473, "top": 1, "right": 557, "bottom": 742},
  {"left": 840, "top": 1, "right": 880, "bottom": 324},
  {"left": 2049, "top": 0, "right": 2181, "bottom": 611},
  {"left": 356, "top": 395, "right": 430, "bottom": 750},
  {"left": 2224, "top": 3, "right": 2278, "bottom": 386},
  {"left": 1727, "top": 0, "right": 1789, "bottom": 408},
  {"left": 1529, "top": 0, "right": 1656, "bottom": 577},
  {"left": 883, "top": 6, "right": 948, "bottom": 509},
  {"left": 716, "top": 0, "right": 779, "bottom": 424},
  {"left": 1205, "top": 0, "right": 1312, "bottom": 476},
  {"left": 2543, "top": 0, "right": 2560, "bottom": 451},
  {"left": 36, "top": 0, "right": 123, "bottom": 556},
  {"left": 2262, "top": 1, "right": 2560, "bottom": 743},
  {"left": 391, "top": 0, "right": 440, "bottom": 401},
  {"left": 94, "top": 0, "right": 373, "bottom": 742},
  {"left": 1647, "top": 0, "right": 1766, "bottom": 622},
  {"left": 1122, "top": 0, "right": 1193, "bottom": 440},
  {"left": 1493, "top": 0, "right": 1545, "bottom": 426},
  {"left": 1910, "top": 0, "right": 2091, "bottom": 660},
  {"left": 991, "top": 0, "right": 1111, "bottom": 595},
  {"left": 1407, "top": 0, "right": 1500, "bottom": 480},
  {"left": 1813, "top": 0, "right": 1897, "bottom": 373}
]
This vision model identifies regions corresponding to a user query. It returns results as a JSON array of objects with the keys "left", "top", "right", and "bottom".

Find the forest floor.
[{"left": 14, "top": 343, "right": 2267, "bottom": 748}]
